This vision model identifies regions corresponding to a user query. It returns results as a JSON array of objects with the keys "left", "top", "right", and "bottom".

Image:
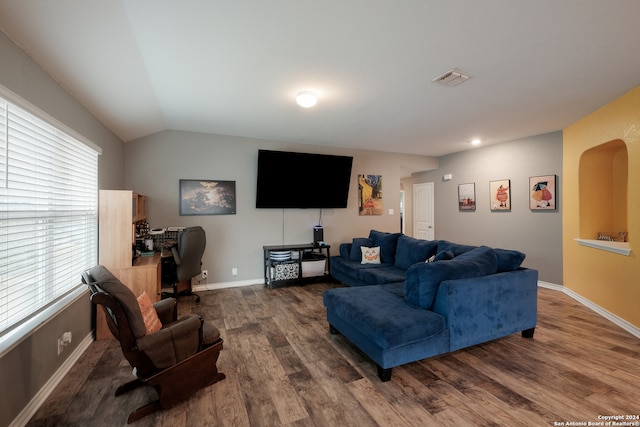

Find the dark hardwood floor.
[{"left": 26, "top": 283, "right": 640, "bottom": 426}]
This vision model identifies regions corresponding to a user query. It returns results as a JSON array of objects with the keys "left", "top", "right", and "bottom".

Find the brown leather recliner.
[{"left": 82, "top": 265, "right": 225, "bottom": 424}]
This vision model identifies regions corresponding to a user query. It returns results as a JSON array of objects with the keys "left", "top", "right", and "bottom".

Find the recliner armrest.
[
  {"left": 153, "top": 298, "right": 177, "bottom": 324},
  {"left": 136, "top": 314, "right": 203, "bottom": 369}
]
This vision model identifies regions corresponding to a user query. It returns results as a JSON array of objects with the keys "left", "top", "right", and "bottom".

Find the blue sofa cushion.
[
  {"left": 432, "top": 249, "right": 455, "bottom": 262},
  {"left": 331, "top": 256, "right": 392, "bottom": 282},
  {"left": 495, "top": 248, "right": 526, "bottom": 271},
  {"left": 349, "top": 237, "right": 374, "bottom": 261},
  {"left": 394, "top": 235, "right": 438, "bottom": 270},
  {"left": 437, "top": 240, "right": 525, "bottom": 271},
  {"left": 323, "top": 285, "right": 446, "bottom": 349},
  {"left": 404, "top": 246, "right": 498, "bottom": 310},
  {"left": 368, "top": 230, "right": 402, "bottom": 264},
  {"left": 436, "top": 240, "right": 477, "bottom": 256},
  {"left": 358, "top": 266, "right": 407, "bottom": 285}
]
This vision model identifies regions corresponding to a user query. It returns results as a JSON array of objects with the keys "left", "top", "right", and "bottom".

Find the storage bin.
[
  {"left": 271, "top": 262, "right": 299, "bottom": 280},
  {"left": 301, "top": 259, "right": 326, "bottom": 278}
]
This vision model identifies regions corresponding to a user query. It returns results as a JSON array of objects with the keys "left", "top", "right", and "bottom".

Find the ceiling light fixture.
[
  {"left": 471, "top": 138, "right": 482, "bottom": 145},
  {"left": 296, "top": 91, "right": 317, "bottom": 108}
]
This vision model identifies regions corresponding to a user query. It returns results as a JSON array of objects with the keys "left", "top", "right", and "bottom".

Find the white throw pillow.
[{"left": 361, "top": 246, "right": 381, "bottom": 264}]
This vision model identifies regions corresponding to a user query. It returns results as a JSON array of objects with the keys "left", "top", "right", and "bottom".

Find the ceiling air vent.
[{"left": 432, "top": 68, "right": 471, "bottom": 87}]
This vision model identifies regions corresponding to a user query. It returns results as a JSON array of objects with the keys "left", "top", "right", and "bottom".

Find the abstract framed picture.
[
  {"left": 530, "top": 174, "right": 557, "bottom": 210},
  {"left": 179, "top": 179, "right": 236, "bottom": 215},
  {"left": 458, "top": 183, "right": 476, "bottom": 210},
  {"left": 490, "top": 179, "right": 511, "bottom": 211}
]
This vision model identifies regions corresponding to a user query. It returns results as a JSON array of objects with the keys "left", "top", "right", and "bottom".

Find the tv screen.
[{"left": 256, "top": 150, "right": 353, "bottom": 209}]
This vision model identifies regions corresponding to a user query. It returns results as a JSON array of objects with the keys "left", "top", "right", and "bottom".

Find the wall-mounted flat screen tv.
[{"left": 256, "top": 149, "right": 353, "bottom": 209}]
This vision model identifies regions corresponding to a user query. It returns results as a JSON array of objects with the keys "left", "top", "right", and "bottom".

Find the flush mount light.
[{"left": 296, "top": 91, "right": 317, "bottom": 108}]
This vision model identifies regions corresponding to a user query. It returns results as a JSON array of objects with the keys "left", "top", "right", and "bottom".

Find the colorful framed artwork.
[
  {"left": 530, "top": 174, "right": 557, "bottom": 210},
  {"left": 179, "top": 179, "right": 236, "bottom": 215},
  {"left": 458, "top": 183, "right": 476, "bottom": 210},
  {"left": 358, "top": 174, "right": 383, "bottom": 215},
  {"left": 490, "top": 179, "right": 511, "bottom": 211}
]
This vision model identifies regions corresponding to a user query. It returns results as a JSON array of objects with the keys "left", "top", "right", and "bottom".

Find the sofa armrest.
[
  {"left": 432, "top": 268, "right": 538, "bottom": 351},
  {"left": 136, "top": 314, "right": 203, "bottom": 369},
  {"left": 339, "top": 243, "right": 352, "bottom": 258},
  {"left": 153, "top": 298, "right": 177, "bottom": 324}
]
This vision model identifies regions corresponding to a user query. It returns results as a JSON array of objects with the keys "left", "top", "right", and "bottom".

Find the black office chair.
[{"left": 161, "top": 226, "right": 206, "bottom": 303}]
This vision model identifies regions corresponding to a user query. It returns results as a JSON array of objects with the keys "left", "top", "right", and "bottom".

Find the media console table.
[{"left": 263, "top": 243, "right": 331, "bottom": 289}]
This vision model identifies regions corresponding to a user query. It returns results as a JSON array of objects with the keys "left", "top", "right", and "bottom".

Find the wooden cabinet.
[
  {"left": 97, "top": 190, "right": 160, "bottom": 339},
  {"left": 133, "top": 192, "right": 147, "bottom": 223}
]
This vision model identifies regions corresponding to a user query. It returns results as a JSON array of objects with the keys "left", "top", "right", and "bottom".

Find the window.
[{"left": 0, "top": 93, "right": 99, "bottom": 334}]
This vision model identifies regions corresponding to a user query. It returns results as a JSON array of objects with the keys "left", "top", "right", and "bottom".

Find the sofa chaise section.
[{"left": 323, "top": 239, "right": 538, "bottom": 381}]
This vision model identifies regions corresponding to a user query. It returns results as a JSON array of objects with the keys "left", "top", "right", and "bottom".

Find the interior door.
[{"left": 413, "top": 182, "right": 434, "bottom": 240}]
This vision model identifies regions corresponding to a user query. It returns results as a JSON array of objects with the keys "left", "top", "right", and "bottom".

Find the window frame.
[{"left": 0, "top": 85, "right": 101, "bottom": 355}]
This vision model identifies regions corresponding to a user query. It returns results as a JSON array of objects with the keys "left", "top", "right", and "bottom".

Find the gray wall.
[
  {"left": 406, "top": 132, "right": 563, "bottom": 284},
  {"left": 125, "top": 130, "right": 439, "bottom": 283},
  {"left": 0, "top": 30, "right": 125, "bottom": 426}
]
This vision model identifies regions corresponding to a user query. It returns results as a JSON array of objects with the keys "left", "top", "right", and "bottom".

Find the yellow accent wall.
[{"left": 564, "top": 86, "right": 640, "bottom": 328}]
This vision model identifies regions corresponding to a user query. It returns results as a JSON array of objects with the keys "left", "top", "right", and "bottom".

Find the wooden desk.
[{"left": 95, "top": 253, "right": 162, "bottom": 340}]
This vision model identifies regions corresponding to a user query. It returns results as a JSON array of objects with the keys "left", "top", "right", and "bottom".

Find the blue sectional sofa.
[
  {"left": 324, "top": 230, "right": 538, "bottom": 381},
  {"left": 331, "top": 230, "right": 439, "bottom": 287}
]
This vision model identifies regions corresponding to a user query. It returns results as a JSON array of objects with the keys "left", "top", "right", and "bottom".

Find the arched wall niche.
[{"left": 578, "top": 139, "right": 628, "bottom": 240}]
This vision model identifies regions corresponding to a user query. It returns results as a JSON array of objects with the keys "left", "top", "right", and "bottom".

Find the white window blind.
[{"left": 0, "top": 95, "right": 98, "bottom": 334}]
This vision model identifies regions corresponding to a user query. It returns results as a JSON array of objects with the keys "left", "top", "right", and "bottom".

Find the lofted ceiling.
[{"left": 1, "top": 1, "right": 639, "bottom": 157}]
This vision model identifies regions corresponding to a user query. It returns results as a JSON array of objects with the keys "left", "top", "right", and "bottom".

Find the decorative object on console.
[
  {"left": 530, "top": 174, "right": 557, "bottom": 210},
  {"left": 358, "top": 174, "right": 383, "bottom": 215},
  {"left": 180, "top": 179, "right": 236, "bottom": 215},
  {"left": 458, "top": 183, "right": 476, "bottom": 211},
  {"left": 597, "top": 231, "right": 628, "bottom": 242},
  {"left": 490, "top": 179, "right": 511, "bottom": 211}
]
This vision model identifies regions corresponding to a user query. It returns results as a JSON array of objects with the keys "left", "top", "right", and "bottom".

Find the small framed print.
[
  {"left": 490, "top": 179, "right": 511, "bottom": 211},
  {"left": 179, "top": 179, "right": 236, "bottom": 215},
  {"left": 530, "top": 175, "right": 557, "bottom": 210},
  {"left": 458, "top": 183, "right": 476, "bottom": 210}
]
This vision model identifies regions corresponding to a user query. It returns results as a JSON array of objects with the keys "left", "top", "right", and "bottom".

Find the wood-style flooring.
[{"left": 26, "top": 283, "right": 640, "bottom": 426}]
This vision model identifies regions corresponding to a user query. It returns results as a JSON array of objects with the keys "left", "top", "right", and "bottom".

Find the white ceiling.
[{"left": 1, "top": 0, "right": 639, "bottom": 157}]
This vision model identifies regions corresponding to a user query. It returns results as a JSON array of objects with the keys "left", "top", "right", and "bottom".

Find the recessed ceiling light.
[
  {"left": 471, "top": 138, "right": 482, "bottom": 145},
  {"left": 296, "top": 91, "right": 317, "bottom": 108}
]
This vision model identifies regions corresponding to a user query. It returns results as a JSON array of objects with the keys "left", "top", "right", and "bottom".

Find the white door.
[{"left": 413, "top": 182, "right": 434, "bottom": 240}]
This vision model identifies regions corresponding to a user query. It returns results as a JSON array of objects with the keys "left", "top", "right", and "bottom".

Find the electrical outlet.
[
  {"left": 201, "top": 270, "right": 208, "bottom": 279},
  {"left": 57, "top": 331, "right": 72, "bottom": 355},
  {"left": 232, "top": 267, "right": 238, "bottom": 276}
]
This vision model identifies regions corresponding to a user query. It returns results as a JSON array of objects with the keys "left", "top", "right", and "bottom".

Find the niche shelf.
[
  {"left": 574, "top": 238, "right": 630, "bottom": 256},
  {"left": 577, "top": 139, "right": 629, "bottom": 256}
]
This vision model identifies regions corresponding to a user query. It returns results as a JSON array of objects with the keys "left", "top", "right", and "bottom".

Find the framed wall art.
[
  {"left": 530, "top": 174, "right": 557, "bottom": 210},
  {"left": 490, "top": 179, "right": 511, "bottom": 211},
  {"left": 358, "top": 174, "right": 383, "bottom": 215},
  {"left": 179, "top": 179, "right": 236, "bottom": 215},
  {"left": 458, "top": 183, "right": 476, "bottom": 210}
]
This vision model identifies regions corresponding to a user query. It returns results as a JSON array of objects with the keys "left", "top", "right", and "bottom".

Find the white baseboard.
[
  {"left": 538, "top": 281, "right": 640, "bottom": 339},
  {"left": 192, "top": 278, "right": 264, "bottom": 291},
  {"left": 11, "top": 332, "right": 94, "bottom": 427}
]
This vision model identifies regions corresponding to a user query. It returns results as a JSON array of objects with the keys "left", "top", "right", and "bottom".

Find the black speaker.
[{"left": 313, "top": 226, "right": 324, "bottom": 243}]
